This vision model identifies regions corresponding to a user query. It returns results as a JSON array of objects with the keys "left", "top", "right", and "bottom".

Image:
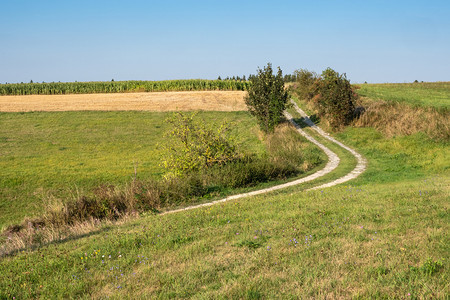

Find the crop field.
[
  {"left": 0, "top": 91, "right": 247, "bottom": 112},
  {"left": 0, "top": 86, "right": 449, "bottom": 298},
  {"left": 0, "top": 79, "right": 250, "bottom": 96},
  {"left": 355, "top": 81, "right": 450, "bottom": 109}
]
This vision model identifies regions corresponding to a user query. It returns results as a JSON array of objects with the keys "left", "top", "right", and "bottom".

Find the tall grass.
[
  {"left": 0, "top": 79, "right": 250, "bottom": 95},
  {"left": 352, "top": 99, "right": 450, "bottom": 141}
]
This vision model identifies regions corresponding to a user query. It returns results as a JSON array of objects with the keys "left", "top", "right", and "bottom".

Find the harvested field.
[{"left": 0, "top": 91, "right": 247, "bottom": 112}]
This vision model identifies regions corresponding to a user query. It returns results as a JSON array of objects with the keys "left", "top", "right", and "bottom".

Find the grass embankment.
[
  {"left": 0, "top": 124, "right": 448, "bottom": 298},
  {"left": 0, "top": 79, "right": 250, "bottom": 96},
  {"left": 353, "top": 83, "right": 450, "bottom": 141},
  {"left": 355, "top": 82, "right": 450, "bottom": 109}
]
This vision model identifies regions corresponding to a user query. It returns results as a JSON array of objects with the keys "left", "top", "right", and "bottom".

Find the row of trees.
[
  {"left": 217, "top": 73, "right": 299, "bottom": 83},
  {"left": 244, "top": 63, "right": 358, "bottom": 133},
  {"left": 291, "top": 68, "right": 359, "bottom": 128}
]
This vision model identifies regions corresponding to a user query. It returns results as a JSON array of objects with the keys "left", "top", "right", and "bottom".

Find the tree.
[
  {"left": 162, "top": 112, "right": 242, "bottom": 177},
  {"left": 244, "top": 63, "right": 288, "bottom": 133},
  {"left": 312, "top": 68, "right": 358, "bottom": 128},
  {"left": 292, "top": 69, "right": 318, "bottom": 101}
]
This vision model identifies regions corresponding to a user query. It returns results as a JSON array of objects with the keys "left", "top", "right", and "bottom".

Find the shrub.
[
  {"left": 292, "top": 69, "right": 318, "bottom": 101},
  {"left": 245, "top": 63, "right": 289, "bottom": 133},
  {"left": 312, "top": 68, "right": 358, "bottom": 128},
  {"left": 162, "top": 112, "right": 242, "bottom": 177}
]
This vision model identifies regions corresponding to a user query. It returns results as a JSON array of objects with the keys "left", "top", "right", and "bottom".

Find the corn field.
[{"left": 0, "top": 79, "right": 250, "bottom": 95}]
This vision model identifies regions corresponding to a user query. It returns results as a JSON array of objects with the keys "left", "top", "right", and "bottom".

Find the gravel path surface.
[{"left": 161, "top": 101, "right": 366, "bottom": 216}]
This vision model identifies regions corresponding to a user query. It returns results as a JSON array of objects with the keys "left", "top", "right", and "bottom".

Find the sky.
[{"left": 1, "top": 0, "right": 449, "bottom": 84}]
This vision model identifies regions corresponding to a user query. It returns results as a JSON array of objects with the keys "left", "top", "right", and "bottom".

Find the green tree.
[
  {"left": 312, "top": 68, "right": 358, "bottom": 128},
  {"left": 162, "top": 112, "right": 242, "bottom": 177},
  {"left": 244, "top": 63, "right": 288, "bottom": 133},
  {"left": 292, "top": 69, "right": 318, "bottom": 101}
]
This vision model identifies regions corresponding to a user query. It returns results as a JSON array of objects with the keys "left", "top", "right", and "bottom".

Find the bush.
[
  {"left": 312, "top": 68, "right": 358, "bottom": 128},
  {"left": 162, "top": 112, "right": 242, "bottom": 177},
  {"left": 292, "top": 69, "right": 318, "bottom": 101},
  {"left": 245, "top": 63, "right": 289, "bottom": 133}
]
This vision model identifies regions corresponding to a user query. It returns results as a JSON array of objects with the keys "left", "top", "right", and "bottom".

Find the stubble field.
[{"left": 0, "top": 91, "right": 247, "bottom": 112}]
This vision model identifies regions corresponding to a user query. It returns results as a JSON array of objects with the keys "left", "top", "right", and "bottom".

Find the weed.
[{"left": 420, "top": 258, "right": 444, "bottom": 276}]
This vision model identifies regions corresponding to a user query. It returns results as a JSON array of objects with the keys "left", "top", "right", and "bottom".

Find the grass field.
[
  {"left": 0, "top": 111, "right": 263, "bottom": 229},
  {"left": 355, "top": 82, "right": 450, "bottom": 109},
  {"left": 0, "top": 122, "right": 448, "bottom": 298},
  {"left": 0, "top": 87, "right": 449, "bottom": 298}
]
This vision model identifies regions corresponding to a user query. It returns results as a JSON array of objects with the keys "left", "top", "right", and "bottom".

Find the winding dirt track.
[{"left": 161, "top": 100, "right": 367, "bottom": 215}]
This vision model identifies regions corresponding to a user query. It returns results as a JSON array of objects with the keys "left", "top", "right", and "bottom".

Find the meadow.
[
  {"left": 0, "top": 111, "right": 269, "bottom": 229},
  {"left": 356, "top": 81, "right": 450, "bottom": 109},
  {"left": 0, "top": 121, "right": 447, "bottom": 299},
  {"left": 0, "top": 83, "right": 449, "bottom": 298}
]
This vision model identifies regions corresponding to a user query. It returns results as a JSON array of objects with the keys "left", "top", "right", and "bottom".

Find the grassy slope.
[
  {"left": 0, "top": 111, "right": 264, "bottom": 229},
  {"left": 355, "top": 82, "right": 450, "bottom": 109},
  {"left": 0, "top": 126, "right": 448, "bottom": 299},
  {"left": 1, "top": 94, "right": 449, "bottom": 298}
]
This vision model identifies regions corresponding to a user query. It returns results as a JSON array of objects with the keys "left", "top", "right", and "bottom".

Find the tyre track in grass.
[
  {"left": 161, "top": 100, "right": 366, "bottom": 216},
  {"left": 289, "top": 100, "right": 367, "bottom": 191}
]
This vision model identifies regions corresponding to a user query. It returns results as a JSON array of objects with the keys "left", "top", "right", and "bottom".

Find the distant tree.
[
  {"left": 243, "top": 75, "right": 246, "bottom": 81},
  {"left": 292, "top": 69, "right": 318, "bottom": 101},
  {"left": 30, "top": 80, "right": 33, "bottom": 83},
  {"left": 111, "top": 79, "right": 115, "bottom": 82},
  {"left": 244, "top": 63, "right": 289, "bottom": 133},
  {"left": 218, "top": 76, "right": 222, "bottom": 80}
]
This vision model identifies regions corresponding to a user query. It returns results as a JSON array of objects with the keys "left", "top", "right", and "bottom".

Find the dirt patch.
[{"left": 0, "top": 91, "right": 247, "bottom": 112}]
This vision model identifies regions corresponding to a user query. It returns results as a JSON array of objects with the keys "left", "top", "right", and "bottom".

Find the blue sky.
[{"left": 1, "top": 0, "right": 449, "bottom": 83}]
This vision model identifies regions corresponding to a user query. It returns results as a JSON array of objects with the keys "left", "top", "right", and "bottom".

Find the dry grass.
[
  {"left": 353, "top": 98, "right": 450, "bottom": 140},
  {"left": 0, "top": 212, "right": 139, "bottom": 257},
  {"left": 0, "top": 91, "right": 247, "bottom": 112}
]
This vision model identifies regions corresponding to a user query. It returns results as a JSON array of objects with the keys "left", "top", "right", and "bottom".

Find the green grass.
[
  {"left": 355, "top": 82, "right": 450, "bottom": 109},
  {"left": 0, "top": 111, "right": 264, "bottom": 229},
  {"left": 0, "top": 125, "right": 448, "bottom": 298},
  {"left": 1, "top": 90, "right": 449, "bottom": 298}
]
